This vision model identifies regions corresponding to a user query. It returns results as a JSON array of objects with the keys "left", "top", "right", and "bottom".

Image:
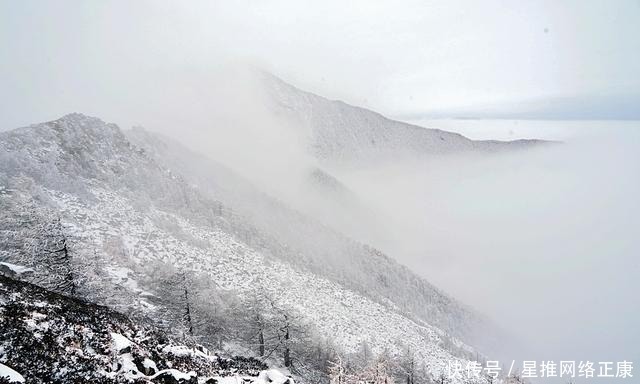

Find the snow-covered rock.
[
  {"left": 0, "top": 275, "right": 268, "bottom": 383},
  {"left": 256, "top": 369, "right": 294, "bottom": 384},
  {"left": 110, "top": 333, "right": 133, "bottom": 354},
  {"left": 0, "top": 363, "right": 25, "bottom": 383},
  {"left": 0, "top": 262, "right": 34, "bottom": 278}
]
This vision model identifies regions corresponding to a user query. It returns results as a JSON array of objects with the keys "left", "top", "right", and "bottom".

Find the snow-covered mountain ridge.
[
  {"left": 262, "top": 73, "right": 550, "bottom": 165},
  {"left": 0, "top": 113, "right": 501, "bottom": 383}
]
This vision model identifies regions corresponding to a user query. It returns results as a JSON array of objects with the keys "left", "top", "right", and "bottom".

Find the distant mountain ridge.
[{"left": 262, "top": 73, "right": 549, "bottom": 165}]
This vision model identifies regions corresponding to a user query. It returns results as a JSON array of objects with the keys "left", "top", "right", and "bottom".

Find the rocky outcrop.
[{"left": 0, "top": 275, "right": 279, "bottom": 384}]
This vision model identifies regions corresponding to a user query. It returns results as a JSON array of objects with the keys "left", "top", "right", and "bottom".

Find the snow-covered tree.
[
  {"left": 237, "top": 291, "right": 271, "bottom": 357},
  {"left": 0, "top": 187, "right": 84, "bottom": 296},
  {"left": 147, "top": 262, "right": 197, "bottom": 339},
  {"left": 361, "top": 355, "right": 395, "bottom": 384},
  {"left": 397, "top": 347, "right": 416, "bottom": 384},
  {"left": 328, "top": 356, "right": 348, "bottom": 384}
]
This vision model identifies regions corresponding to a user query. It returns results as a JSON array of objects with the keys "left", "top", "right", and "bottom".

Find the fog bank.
[{"left": 333, "top": 122, "right": 640, "bottom": 365}]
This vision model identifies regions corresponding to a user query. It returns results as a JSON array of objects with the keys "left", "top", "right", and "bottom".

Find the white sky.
[{"left": 1, "top": 0, "right": 639, "bottom": 131}]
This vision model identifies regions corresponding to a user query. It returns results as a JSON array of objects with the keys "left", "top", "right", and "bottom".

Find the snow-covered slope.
[
  {"left": 45, "top": 186, "right": 477, "bottom": 374},
  {"left": 123, "top": 125, "right": 500, "bottom": 354},
  {"left": 0, "top": 114, "right": 500, "bottom": 383},
  {"left": 263, "top": 73, "right": 548, "bottom": 165},
  {"left": 0, "top": 274, "right": 281, "bottom": 384}
]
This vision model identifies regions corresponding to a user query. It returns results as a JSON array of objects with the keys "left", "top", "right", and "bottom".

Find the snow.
[
  {"left": 256, "top": 369, "right": 293, "bottom": 384},
  {"left": 142, "top": 357, "right": 158, "bottom": 372},
  {"left": 116, "top": 353, "right": 142, "bottom": 379},
  {"left": 149, "top": 369, "right": 196, "bottom": 381},
  {"left": 106, "top": 266, "right": 131, "bottom": 280},
  {"left": 110, "top": 332, "right": 132, "bottom": 353},
  {"left": 113, "top": 352, "right": 196, "bottom": 382},
  {"left": 46, "top": 186, "right": 480, "bottom": 381},
  {"left": 162, "top": 344, "right": 192, "bottom": 357},
  {"left": 0, "top": 363, "right": 25, "bottom": 383},
  {"left": 0, "top": 262, "right": 34, "bottom": 275},
  {"left": 161, "top": 344, "right": 218, "bottom": 363}
]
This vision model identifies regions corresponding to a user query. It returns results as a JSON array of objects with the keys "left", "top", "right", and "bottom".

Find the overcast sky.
[{"left": 1, "top": 0, "right": 639, "bottom": 131}]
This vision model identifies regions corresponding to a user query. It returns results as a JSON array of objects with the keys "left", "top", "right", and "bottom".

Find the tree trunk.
[
  {"left": 183, "top": 279, "right": 193, "bottom": 336},
  {"left": 258, "top": 327, "right": 265, "bottom": 356},
  {"left": 62, "top": 240, "right": 76, "bottom": 296},
  {"left": 283, "top": 326, "right": 291, "bottom": 367}
]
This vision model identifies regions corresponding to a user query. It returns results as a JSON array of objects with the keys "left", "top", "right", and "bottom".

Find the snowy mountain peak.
[
  {"left": 5, "top": 113, "right": 126, "bottom": 151},
  {"left": 42, "top": 113, "right": 121, "bottom": 138},
  {"left": 57, "top": 112, "right": 105, "bottom": 124}
]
